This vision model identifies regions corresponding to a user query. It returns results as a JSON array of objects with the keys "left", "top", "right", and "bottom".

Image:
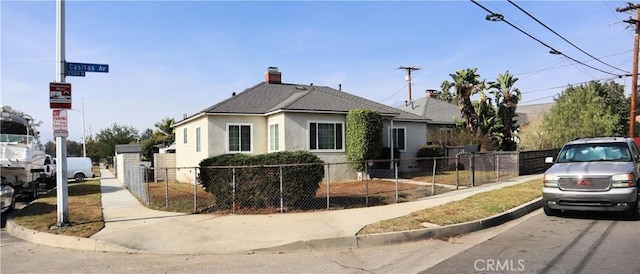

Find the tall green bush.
[
  {"left": 198, "top": 151, "right": 324, "bottom": 210},
  {"left": 346, "top": 109, "right": 383, "bottom": 171}
]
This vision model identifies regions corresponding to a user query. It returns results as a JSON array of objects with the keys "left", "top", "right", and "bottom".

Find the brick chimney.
[
  {"left": 425, "top": 90, "right": 438, "bottom": 98},
  {"left": 264, "top": 67, "right": 282, "bottom": 84}
]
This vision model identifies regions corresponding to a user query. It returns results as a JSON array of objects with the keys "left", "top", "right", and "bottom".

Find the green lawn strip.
[
  {"left": 358, "top": 179, "right": 542, "bottom": 235},
  {"left": 11, "top": 180, "right": 105, "bottom": 238}
]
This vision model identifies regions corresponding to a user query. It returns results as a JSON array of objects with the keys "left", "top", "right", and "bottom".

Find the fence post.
[
  {"left": 164, "top": 168, "right": 169, "bottom": 208},
  {"left": 326, "top": 164, "right": 330, "bottom": 210},
  {"left": 496, "top": 154, "right": 500, "bottom": 181},
  {"left": 232, "top": 168, "right": 236, "bottom": 214},
  {"left": 146, "top": 168, "right": 150, "bottom": 205},
  {"left": 470, "top": 153, "right": 475, "bottom": 187},
  {"left": 365, "top": 162, "right": 369, "bottom": 206},
  {"left": 455, "top": 154, "right": 459, "bottom": 190},
  {"left": 394, "top": 160, "right": 399, "bottom": 203},
  {"left": 279, "top": 166, "right": 284, "bottom": 214},
  {"left": 431, "top": 158, "right": 436, "bottom": 196},
  {"left": 193, "top": 167, "right": 197, "bottom": 213}
]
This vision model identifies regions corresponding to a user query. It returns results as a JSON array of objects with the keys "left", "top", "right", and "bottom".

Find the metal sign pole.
[{"left": 55, "top": 0, "right": 69, "bottom": 227}]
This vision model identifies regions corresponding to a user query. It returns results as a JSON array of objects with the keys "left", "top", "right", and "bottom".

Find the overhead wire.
[
  {"left": 469, "top": 0, "right": 625, "bottom": 78},
  {"left": 508, "top": 0, "right": 628, "bottom": 73}
]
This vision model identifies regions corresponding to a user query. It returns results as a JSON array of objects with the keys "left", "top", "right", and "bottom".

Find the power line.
[
  {"left": 508, "top": 0, "right": 628, "bottom": 73},
  {"left": 520, "top": 76, "right": 621, "bottom": 95},
  {"left": 470, "top": 0, "right": 625, "bottom": 77}
]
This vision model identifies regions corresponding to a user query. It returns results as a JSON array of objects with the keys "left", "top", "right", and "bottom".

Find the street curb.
[
  {"left": 5, "top": 219, "right": 139, "bottom": 254},
  {"left": 355, "top": 197, "right": 542, "bottom": 248},
  {"left": 6, "top": 198, "right": 542, "bottom": 254}
]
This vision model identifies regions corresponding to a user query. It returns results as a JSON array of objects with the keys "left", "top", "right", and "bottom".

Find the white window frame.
[
  {"left": 195, "top": 127, "right": 201, "bottom": 153},
  {"left": 226, "top": 123, "right": 253, "bottom": 153},
  {"left": 308, "top": 121, "right": 344, "bottom": 152},
  {"left": 183, "top": 127, "right": 188, "bottom": 144},
  {"left": 389, "top": 127, "right": 407, "bottom": 152},
  {"left": 269, "top": 123, "right": 280, "bottom": 152}
]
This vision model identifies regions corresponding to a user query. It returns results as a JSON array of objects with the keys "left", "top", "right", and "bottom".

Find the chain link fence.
[{"left": 122, "top": 152, "right": 520, "bottom": 215}]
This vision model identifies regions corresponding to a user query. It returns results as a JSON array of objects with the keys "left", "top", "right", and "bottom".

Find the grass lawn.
[
  {"left": 358, "top": 178, "right": 543, "bottom": 235},
  {"left": 11, "top": 180, "right": 105, "bottom": 238}
]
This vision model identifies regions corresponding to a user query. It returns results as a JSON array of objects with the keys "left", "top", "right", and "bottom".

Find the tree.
[
  {"left": 154, "top": 117, "right": 175, "bottom": 145},
  {"left": 518, "top": 116, "right": 553, "bottom": 150},
  {"left": 451, "top": 68, "right": 485, "bottom": 133},
  {"left": 94, "top": 123, "right": 139, "bottom": 158},
  {"left": 542, "top": 83, "right": 619, "bottom": 148},
  {"left": 589, "top": 81, "right": 628, "bottom": 136},
  {"left": 490, "top": 71, "right": 522, "bottom": 151}
]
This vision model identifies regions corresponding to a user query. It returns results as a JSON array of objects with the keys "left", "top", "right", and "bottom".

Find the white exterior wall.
[
  {"left": 382, "top": 120, "right": 427, "bottom": 172},
  {"left": 267, "top": 113, "right": 286, "bottom": 152},
  {"left": 175, "top": 116, "right": 208, "bottom": 183},
  {"left": 282, "top": 112, "right": 348, "bottom": 163}
]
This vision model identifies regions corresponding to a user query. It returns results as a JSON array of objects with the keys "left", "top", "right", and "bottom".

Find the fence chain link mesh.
[{"left": 121, "top": 152, "right": 535, "bottom": 215}]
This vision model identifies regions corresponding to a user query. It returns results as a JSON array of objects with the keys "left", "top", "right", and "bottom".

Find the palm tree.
[
  {"left": 450, "top": 68, "right": 485, "bottom": 133},
  {"left": 490, "top": 71, "right": 521, "bottom": 151},
  {"left": 154, "top": 117, "right": 175, "bottom": 145}
]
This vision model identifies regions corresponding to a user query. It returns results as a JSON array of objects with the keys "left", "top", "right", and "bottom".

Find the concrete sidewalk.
[{"left": 84, "top": 169, "right": 541, "bottom": 254}]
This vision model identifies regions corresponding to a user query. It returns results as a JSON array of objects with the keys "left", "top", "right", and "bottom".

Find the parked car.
[
  {"left": 1, "top": 179, "right": 16, "bottom": 213},
  {"left": 67, "top": 157, "right": 94, "bottom": 182},
  {"left": 542, "top": 137, "right": 640, "bottom": 218}
]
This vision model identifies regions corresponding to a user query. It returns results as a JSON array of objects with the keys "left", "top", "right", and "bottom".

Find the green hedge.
[
  {"left": 346, "top": 109, "right": 383, "bottom": 171},
  {"left": 198, "top": 151, "right": 324, "bottom": 210},
  {"left": 417, "top": 144, "right": 445, "bottom": 158}
]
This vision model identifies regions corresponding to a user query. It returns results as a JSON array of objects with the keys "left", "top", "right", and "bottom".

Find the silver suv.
[{"left": 543, "top": 137, "right": 640, "bottom": 218}]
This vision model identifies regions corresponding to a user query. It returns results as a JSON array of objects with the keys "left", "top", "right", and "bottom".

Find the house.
[
  {"left": 396, "top": 91, "right": 461, "bottom": 144},
  {"left": 173, "top": 68, "right": 429, "bottom": 183}
]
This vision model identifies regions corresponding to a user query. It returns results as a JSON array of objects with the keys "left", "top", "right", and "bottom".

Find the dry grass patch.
[
  {"left": 147, "top": 181, "right": 215, "bottom": 213},
  {"left": 11, "top": 180, "right": 104, "bottom": 238},
  {"left": 412, "top": 170, "right": 517, "bottom": 187},
  {"left": 358, "top": 178, "right": 542, "bottom": 234}
]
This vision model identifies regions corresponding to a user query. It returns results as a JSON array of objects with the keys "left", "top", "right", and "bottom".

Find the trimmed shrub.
[
  {"left": 198, "top": 151, "right": 324, "bottom": 210},
  {"left": 417, "top": 144, "right": 445, "bottom": 158},
  {"left": 346, "top": 109, "right": 383, "bottom": 171}
]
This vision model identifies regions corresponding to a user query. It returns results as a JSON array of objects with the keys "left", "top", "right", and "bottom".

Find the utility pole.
[
  {"left": 618, "top": 3, "right": 640, "bottom": 137},
  {"left": 398, "top": 66, "right": 421, "bottom": 105}
]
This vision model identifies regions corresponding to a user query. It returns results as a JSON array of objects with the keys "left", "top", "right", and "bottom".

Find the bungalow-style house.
[
  {"left": 397, "top": 91, "right": 461, "bottom": 144},
  {"left": 173, "top": 68, "right": 429, "bottom": 183}
]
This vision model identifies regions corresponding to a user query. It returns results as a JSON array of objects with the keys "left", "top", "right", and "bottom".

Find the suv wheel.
[{"left": 543, "top": 205, "right": 560, "bottom": 216}]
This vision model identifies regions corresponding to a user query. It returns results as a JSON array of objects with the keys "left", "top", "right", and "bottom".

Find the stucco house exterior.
[
  {"left": 173, "top": 68, "right": 429, "bottom": 183},
  {"left": 397, "top": 92, "right": 461, "bottom": 144}
]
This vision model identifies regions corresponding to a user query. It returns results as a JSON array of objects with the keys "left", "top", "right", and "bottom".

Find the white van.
[{"left": 67, "top": 157, "right": 94, "bottom": 182}]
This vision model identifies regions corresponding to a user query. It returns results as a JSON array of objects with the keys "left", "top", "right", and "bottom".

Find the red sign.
[{"left": 50, "top": 82, "right": 72, "bottom": 109}]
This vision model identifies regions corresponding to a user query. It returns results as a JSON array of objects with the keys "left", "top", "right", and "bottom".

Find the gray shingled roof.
[
  {"left": 397, "top": 96, "right": 461, "bottom": 124},
  {"left": 515, "top": 102, "right": 555, "bottom": 125},
  {"left": 192, "top": 82, "right": 427, "bottom": 121}
]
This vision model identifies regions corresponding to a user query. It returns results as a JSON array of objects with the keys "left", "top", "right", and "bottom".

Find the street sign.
[
  {"left": 66, "top": 70, "right": 85, "bottom": 77},
  {"left": 50, "top": 82, "right": 72, "bottom": 109},
  {"left": 52, "top": 109, "right": 68, "bottom": 137},
  {"left": 66, "top": 62, "right": 109, "bottom": 73}
]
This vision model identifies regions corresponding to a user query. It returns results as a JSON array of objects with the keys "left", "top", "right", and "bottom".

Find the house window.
[
  {"left": 269, "top": 124, "right": 279, "bottom": 152},
  {"left": 228, "top": 123, "right": 252, "bottom": 153},
  {"left": 195, "top": 127, "right": 201, "bottom": 152},
  {"left": 391, "top": 127, "right": 406, "bottom": 151},
  {"left": 183, "top": 128, "right": 188, "bottom": 144},
  {"left": 309, "top": 122, "right": 343, "bottom": 151}
]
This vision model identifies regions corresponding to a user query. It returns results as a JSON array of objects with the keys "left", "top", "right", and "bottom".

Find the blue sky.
[{"left": 1, "top": 0, "right": 635, "bottom": 143}]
